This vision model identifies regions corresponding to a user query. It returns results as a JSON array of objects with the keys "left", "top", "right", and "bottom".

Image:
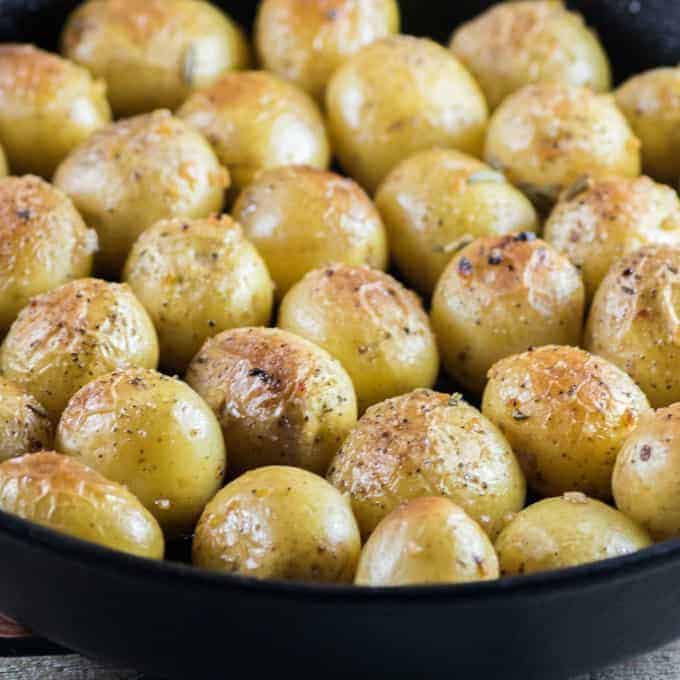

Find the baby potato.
[
  {"left": 355, "top": 497, "right": 499, "bottom": 587},
  {"left": 0, "top": 451, "right": 164, "bottom": 559},
  {"left": 193, "top": 465, "right": 360, "bottom": 583},
  {"left": 123, "top": 216, "right": 273, "bottom": 373},
  {"left": 327, "top": 389, "right": 526, "bottom": 539},
  {"left": 56, "top": 368, "right": 226, "bottom": 537},
  {"left": 0, "top": 278, "right": 158, "bottom": 421},
  {"left": 232, "top": 166, "right": 388, "bottom": 297},
  {"left": 0, "top": 44, "right": 110, "bottom": 178},
  {"left": 186, "top": 327, "right": 357, "bottom": 477},
  {"left": 326, "top": 36, "right": 489, "bottom": 193},
  {"left": 53, "top": 110, "right": 228, "bottom": 276},
  {"left": 278, "top": 264, "right": 438, "bottom": 412},
  {"left": 432, "top": 234, "right": 585, "bottom": 396},
  {"left": 482, "top": 346, "right": 650, "bottom": 500},
  {"left": 450, "top": 1, "right": 611, "bottom": 110},
  {"left": 495, "top": 493, "right": 652, "bottom": 575},
  {"left": 62, "top": 0, "right": 250, "bottom": 117}
]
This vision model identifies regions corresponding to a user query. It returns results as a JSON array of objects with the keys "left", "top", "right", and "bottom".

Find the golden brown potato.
[
  {"left": 123, "top": 216, "right": 273, "bottom": 373},
  {"left": 0, "top": 44, "right": 110, "bottom": 178},
  {"left": 0, "top": 278, "right": 158, "bottom": 421},
  {"left": 186, "top": 327, "right": 357, "bottom": 477},
  {"left": 278, "top": 264, "right": 438, "bottom": 412},
  {"left": 495, "top": 493, "right": 652, "bottom": 575},
  {"left": 62, "top": 0, "right": 250, "bottom": 117},
  {"left": 432, "top": 234, "right": 585, "bottom": 396},
  {"left": 0, "top": 451, "right": 164, "bottom": 559},
  {"left": 255, "top": 0, "right": 399, "bottom": 102},
  {"left": 327, "top": 390, "right": 526, "bottom": 539},
  {"left": 56, "top": 368, "right": 226, "bottom": 537},
  {"left": 355, "top": 497, "right": 499, "bottom": 586},
  {"left": 232, "top": 166, "right": 388, "bottom": 297},
  {"left": 482, "top": 345, "right": 650, "bottom": 500},
  {"left": 326, "top": 36, "right": 488, "bottom": 193},
  {"left": 53, "top": 110, "right": 228, "bottom": 276},
  {"left": 193, "top": 465, "right": 360, "bottom": 582}
]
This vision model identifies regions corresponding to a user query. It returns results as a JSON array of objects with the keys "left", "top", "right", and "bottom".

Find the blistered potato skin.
[
  {"left": 0, "top": 45, "right": 111, "bottom": 178},
  {"left": 123, "top": 216, "right": 273, "bottom": 373},
  {"left": 186, "top": 327, "right": 357, "bottom": 477},
  {"left": 278, "top": 264, "right": 439, "bottom": 412},
  {"left": 482, "top": 345, "right": 650, "bottom": 500},
  {"left": 0, "top": 278, "right": 159, "bottom": 422},
  {"left": 432, "top": 234, "right": 585, "bottom": 396},
  {"left": 327, "top": 390, "right": 526, "bottom": 540},
  {"left": 62, "top": 0, "right": 250, "bottom": 117},
  {"left": 355, "top": 497, "right": 499, "bottom": 587},
  {"left": 56, "top": 368, "right": 226, "bottom": 537},
  {"left": 326, "top": 36, "right": 489, "bottom": 193},
  {"left": 193, "top": 465, "right": 361, "bottom": 583},
  {"left": 0, "top": 451, "right": 164, "bottom": 559}
]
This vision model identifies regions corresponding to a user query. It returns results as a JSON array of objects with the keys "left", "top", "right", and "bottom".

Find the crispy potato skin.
[
  {"left": 193, "top": 465, "right": 361, "bottom": 582},
  {"left": 327, "top": 390, "right": 526, "bottom": 540},
  {"left": 123, "top": 216, "right": 273, "bottom": 373},
  {"left": 326, "top": 36, "right": 489, "bottom": 193},
  {"left": 186, "top": 327, "right": 357, "bottom": 477},
  {"left": 62, "top": 0, "right": 250, "bottom": 117},
  {"left": 0, "top": 451, "right": 164, "bottom": 559},
  {"left": 0, "top": 278, "right": 158, "bottom": 422},
  {"left": 432, "top": 234, "right": 585, "bottom": 396},
  {"left": 495, "top": 494, "right": 652, "bottom": 575},
  {"left": 355, "top": 497, "right": 499, "bottom": 586},
  {"left": 482, "top": 345, "right": 650, "bottom": 500}
]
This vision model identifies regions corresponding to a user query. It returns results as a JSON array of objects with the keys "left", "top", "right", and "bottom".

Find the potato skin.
[
  {"left": 278, "top": 264, "right": 438, "bottom": 412},
  {"left": 123, "top": 216, "right": 273, "bottom": 373},
  {"left": 232, "top": 165, "right": 388, "bottom": 297},
  {"left": 0, "top": 44, "right": 111, "bottom": 178},
  {"left": 327, "top": 390, "right": 526, "bottom": 539},
  {"left": 186, "top": 327, "right": 357, "bottom": 477},
  {"left": 56, "top": 368, "right": 226, "bottom": 537},
  {"left": 0, "top": 278, "right": 159, "bottom": 422},
  {"left": 0, "top": 451, "right": 164, "bottom": 559},
  {"left": 432, "top": 234, "right": 585, "bottom": 396},
  {"left": 482, "top": 345, "right": 650, "bottom": 500},
  {"left": 355, "top": 497, "right": 499, "bottom": 586},
  {"left": 495, "top": 493, "right": 652, "bottom": 575},
  {"left": 193, "top": 465, "right": 361, "bottom": 583},
  {"left": 326, "top": 36, "right": 488, "bottom": 193},
  {"left": 62, "top": 0, "right": 250, "bottom": 117}
]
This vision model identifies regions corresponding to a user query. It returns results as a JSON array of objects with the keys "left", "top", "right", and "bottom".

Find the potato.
[
  {"left": 56, "top": 368, "right": 226, "bottom": 537},
  {"left": 123, "top": 216, "right": 273, "bottom": 373},
  {"left": 0, "top": 278, "right": 158, "bottom": 421},
  {"left": 432, "top": 234, "right": 585, "bottom": 396},
  {"left": 193, "top": 465, "right": 360, "bottom": 582},
  {"left": 255, "top": 0, "right": 399, "bottom": 102},
  {"left": 0, "top": 45, "right": 110, "bottom": 178},
  {"left": 327, "top": 389, "right": 526, "bottom": 539},
  {"left": 232, "top": 166, "right": 388, "bottom": 297},
  {"left": 495, "top": 493, "right": 652, "bottom": 575},
  {"left": 178, "top": 71, "right": 329, "bottom": 198},
  {"left": 186, "top": 327, "right": 357, "bottom": 477},
  {"left": 0, "top": 451, "right": 164, "bottom": 559},
  {"left": 62, "top": 0, "right": 250, "bottom": 117},
  {"left": 278, "top": 264, "right": 438, "bottom": 412},
  {"left": 355, "top": 497, "right": 499, "bottom": 586},
  {"left": 482, "top": 345, "right": 650, "bottom": 500},
  {"left": 0, "top": 175, "right": 98, "bottom": 334},
  {"left": 326, "top": 36, "right": 488, "bottom": 193},
  {"left": 54, "top": 110, "right": 228, "bottom": 276},
  {"left": 584, "top": 246, "right": 680, "bottom": 408}
]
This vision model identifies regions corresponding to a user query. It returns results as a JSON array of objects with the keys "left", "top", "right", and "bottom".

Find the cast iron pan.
[{"left": 0, "top": 1, "right": 679, "bottom": 678}]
